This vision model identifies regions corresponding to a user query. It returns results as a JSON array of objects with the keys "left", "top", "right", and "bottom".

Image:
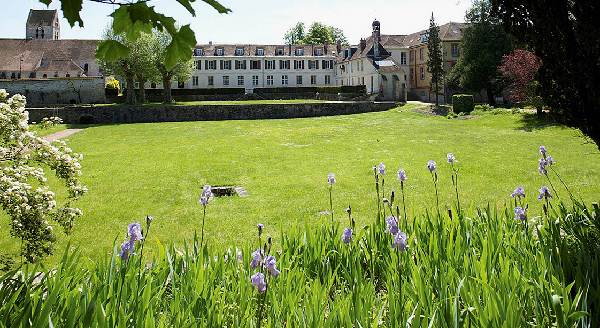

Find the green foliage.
[
  {"left": 39, "top": 0, "right": 230, "bottom": 70},
  {"left": 426, "top": 13, "right": 444, "bottom": 106},
  {"left": 452, "top": 94, "right": 474, "bottom": 113},
  {"left": 284, "top": 21, "right": 348, "bottom": 45},
  {"left": 448, "top": 0, "right": 513, "bottom": 104}
]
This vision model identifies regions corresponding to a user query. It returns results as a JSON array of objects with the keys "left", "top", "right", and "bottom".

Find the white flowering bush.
[
  {"left": 39, "top": 116, "right": 63, "bottom": 130},
  {"left": 0, "top": 90, "right": 86, "bottom": 263}
]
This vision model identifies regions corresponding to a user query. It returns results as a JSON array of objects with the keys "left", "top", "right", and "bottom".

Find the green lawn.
[{"left": 3, "top": 103, "right": 600, "bottom": 262}]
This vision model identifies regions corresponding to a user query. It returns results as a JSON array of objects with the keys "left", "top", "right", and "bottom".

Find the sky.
[{"left": 3, "top": 0, "right": 471, "bottom": 44}]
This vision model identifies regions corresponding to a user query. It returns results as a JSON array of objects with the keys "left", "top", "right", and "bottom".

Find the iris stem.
[{"left": 200, "top": 205, "right": 206, "bottom": 246}]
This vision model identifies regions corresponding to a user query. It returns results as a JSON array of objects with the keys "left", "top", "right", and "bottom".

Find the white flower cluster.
[
  {"left": 39, "top": 116, "right": 63, "bottom": 129},
  {"left": 0, "top": 89, "right": 87, "bottom": 262}
]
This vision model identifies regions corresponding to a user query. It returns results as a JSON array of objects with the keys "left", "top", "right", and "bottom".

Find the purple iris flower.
[
  {"left": 199, "top": 185, "right": 212, "bottom": 206},
  {"left": 397, "top": 169, "right": 407, "bottom": 182},
  {"left": 511, "top": 186, "right": 525, "bottom": 199},
  {"left": 250, "top": 249, "right": 262, "bottom": 269},
  {"left": 386, "top": 216, "right": 399, "bottom": 235},
  {"left": 427, "top": 160, "right": 437, "bottom": 173},
  {"left": 538, "top": 186, "right": 552, "bottom": 200},
  {"left": 251, "top": 272, "right": 267, "bottom": 293},
  {"left": 378, "top": 163, "right": 386, "bottom": 175},
  {"left": 447, "top": 153, "right": 456, "bottom": 164},
  {"left": 327, "top": 173, "right": 336, "bottom": 185},
  {"left": 393, "top": 231, "right": 408, "bottom": 251},
  {"left": 538, "top": 158, "right": 548, "bottom": 175},
  {"left": 119, "top": 239, "right": 135, "bottom": 260},
  {"left": 257, "top": 223, "right": 264, "bottom": 236},
  {"left": 342, "top": 228, "right": 353, "bottom": 244},
  {"left": 514, "top": 206, "right": 527, "bottom": 221},
  {"left": 128, "top": 223, "right": 143, "bottom": 242},
  {"left": 265, "top": 255, "right": 280, "bottom": 277},
  {"left": 546, "top": 155, "right": 554, "bottom": 165},
  {"left": 539, "top": 145, "right": 547, "bottom": 157}
]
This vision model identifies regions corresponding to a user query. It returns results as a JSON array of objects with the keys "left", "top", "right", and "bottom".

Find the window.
[
  {"left": 281, "top": 75, "right": 288, "bottom": 85},
  {"left": 235, "top": 48, "right": 244, "bottom": 56},
  {"left": 296, "top": 75, "right": 303, "bottom": 85},
  {"left": 194, "top": 48, "right": 203, "bottom": 56},
  {"left": 279, "top": 60, "right": 290, "bottom": 70},
  {"left": 151, "top": 82, "right": 157, "bottom": 88},
  {"left": 178, "top": 81, "right": 185, "bottom": 88},
  {"left": 250, "top": 60, "right": 261, "bottom": 70},
  {"left": 208, "top": 76, "right": 214, "bottom": 86},
  {"left": 419, "top": 48, "right": 424, "bottom": 61},
  {"left": 195, "top": 60, "right": 202, "bottom": 70},
  {"left": 315, "top": 48, "right": 323, "bottom": 56},
  {"left": 266, "top": 75, "right": 273, "bottom": 85},
  {"left": 237, "top": 75, "right": 244, "bottom": 86},
  {"left": 420, "top": 67, "right": 425, "bottom": 80},
  {"left": 265, "top": 60, "right": 275, "bottom": 70},
  {"left": 216, "top": 48, "right": 224, "bottom": 56},
  {"left": 310, "top": 75, "right": 317, "bottom": 85},
  {"left": 410, "top": 50, "right": 415, "bottom": 62},
  {"left": 361, "top": 77, "right": 365, "bottom": 85},
  {"left": 400, "top": 52, "right": 407, "bottom": 65},
  {"left": 83, "top": 63, "right": 89, "bottom": 73},
  {"left": 294, "top": 48, "right": 304, "bottom": 56},
  {"left": 206, "top": 60, "right": 217, "bottom": 70},
  {"left": 256, "top": 48, "right": 264, "bottom": 56},
  {"left": 293, "top": 60, "right": 304, "bottom": 70},
  {"left": 220, "top": 60, "right": 232, "bottom": 70},
  {"left": 451, "top": 43, "right": 460, "bottom": 57},
  {"left": 223, "top": 76, "right": 229, "bottom": 86},
  {"left": 192, "top": 76, "right": 199, "bottom": 86},
  {"left": 235, "top": 60, "right": 247, "bottom": 70},
  {"left": 252, "top": 75, "right": 259, "bottom": 86},
  {"left": 322, "top": 60, "right": 330, "bottom": 69},
  {"left": 308, "top": 60, "right": 319, "bottom": 70},
  {"left": 324, "top": 75, "right": 331, "bottom": 85},
  {"left": 420, "top": 33, "right": 428, "bottom": 43},
  {"left": 276, "top": 48, "right": 284, "bottom": 56}
]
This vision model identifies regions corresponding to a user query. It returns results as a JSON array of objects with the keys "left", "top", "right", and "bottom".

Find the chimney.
[
  {"left": 372, "top": 19, "right": 381, "bottom": 59},
  {"left": 359, "top": 38, "right": 366, "bottom": 52},
  {"left": 336, "top": 39, "right": 342, "bottom": 54}
]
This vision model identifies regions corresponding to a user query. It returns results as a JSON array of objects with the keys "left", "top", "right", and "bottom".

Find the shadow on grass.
[{"left": 516, "top": 112, "right": 561, "bottom": 132}]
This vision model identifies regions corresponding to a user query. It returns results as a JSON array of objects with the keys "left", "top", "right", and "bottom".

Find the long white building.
[{"left": 179, "top": 43, "right": 336, "bottom": 91}]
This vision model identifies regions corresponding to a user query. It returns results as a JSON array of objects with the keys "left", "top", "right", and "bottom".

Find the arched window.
[
  {"left": 42, "top": 74, "right": 48, "bottom": 78},
  {"left": 66, "top": 74, "right": 70, "bottom": 77},
  {"left": 83, "top": 63, "right": 89, "bottom": 73}
]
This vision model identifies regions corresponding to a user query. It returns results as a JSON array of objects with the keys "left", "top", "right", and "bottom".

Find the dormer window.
[
  {"left": 315, "top": 48, "right": 323, "bottom": 56},
  {"left": 420, "top": 33, "right": 429, "bottom": 43},
  {"left": 295, "top": 48, "right": 304, "bottom": 56},
  {"left": 276, "top": 48, "right": 284, "bottom": 56},
  {"left": 256, "top": 48, "right": 264, "bottom": 56},
  {"left": 235, "top": 48, "right": 244, "bottom": 56},
  {"left": 216, "top": 48, "right": 224, "bottom": 56},
  {"left": 194, "top": 48, "right": 203, "bottom": 56}
]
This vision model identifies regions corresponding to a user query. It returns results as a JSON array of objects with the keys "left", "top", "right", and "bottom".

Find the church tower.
[{"left": 26, "top": 9, "right": 60, "bottom": 40}]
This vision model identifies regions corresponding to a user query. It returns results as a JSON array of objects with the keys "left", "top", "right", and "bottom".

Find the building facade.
[
  {"left": 26, "top": 9, "right": 60, "bottom": 41},
  {"left": 336, "top": 20, "right": 465, "bottom": 101}
]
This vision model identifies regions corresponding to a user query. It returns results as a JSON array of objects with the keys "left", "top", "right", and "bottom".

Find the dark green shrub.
[{"left": 452, "top": 94, "right": 474, "bottom": 113}]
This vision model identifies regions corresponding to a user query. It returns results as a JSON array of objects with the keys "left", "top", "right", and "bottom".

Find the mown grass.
[{"left": 2, "top": 104, "right": 599, "bottom": 264}]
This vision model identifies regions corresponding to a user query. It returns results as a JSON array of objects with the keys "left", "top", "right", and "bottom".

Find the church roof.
[{"left": 26, "top": 9, "right": 58, "bottom": 27}]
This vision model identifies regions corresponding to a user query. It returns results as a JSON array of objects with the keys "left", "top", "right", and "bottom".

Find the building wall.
[
  {"left": 409, "top": 40, "right": 461, "bottom": 101},
  {"left": 0, "top": 77, "right": 106, "bottom": 106}
]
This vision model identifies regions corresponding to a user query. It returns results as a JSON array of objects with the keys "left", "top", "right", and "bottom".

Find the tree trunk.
[
  {"left": 162, "top": 76, "right": 172, "bottom": 104},
  {"left": 486, "top": 87, "right": 496, "bottom": 106},
  {"left": 434, "top": 81, "right": 439, "bottom": 106},
  {"left": 125, "top": 75, "right": 136, "bottom": 105},
  {"left": 138, "top": 78, "right": 146, "bottom": 104},
  {"left": 536, "top": 106, "right": 543, "bottom": 116}
]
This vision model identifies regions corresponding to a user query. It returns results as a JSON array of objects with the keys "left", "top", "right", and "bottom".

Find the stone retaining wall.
[
  {"left": 0, "top": 77, "right": 106, "bottom": 106},
  {"left": 27, "top": 101, "right": 398, "bottom": 124}
]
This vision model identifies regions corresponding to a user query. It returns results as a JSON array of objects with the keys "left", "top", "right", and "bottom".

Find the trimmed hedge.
[
  {"left": 124, "top": 88, "right": 246, "bottom": 97},
  {"left": 255, "top": 85, "right": 366, "bottom": 95},
  {"left": 452, "top": 94, "right": 475, "bottom": 113}
]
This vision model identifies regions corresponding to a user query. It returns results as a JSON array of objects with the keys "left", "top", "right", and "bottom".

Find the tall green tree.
[
  {"left": 449, "top": 0, "right": 513, "bottom": 105},
  {"left": 491, "top": 0, "right": 600, "bottom": 147},
  {"left": 426, "top": 13, "right": 444, "bottom": 106},
  {"left": 39, "top": 0, "right": 230, "bottom": 69},
  {"left": 98, "top": 29, "right": 137, "bottom": 105},
  {"left": 153, "top": 30, "right": 194, "bottom": 103},
  {"left": 284, "top": 22, "right": 348, "bottom": 45},
  {"left": 284, "top": 22, "right": 306, "bottom": 45},
  {"left": 131, "top": 33, "right": 160, "bottom": 103}
]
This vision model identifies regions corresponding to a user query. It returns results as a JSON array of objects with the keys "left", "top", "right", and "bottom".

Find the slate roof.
[
  {"left": 0, "top": 39, "right": 98, "bottom": 73},
  {"left": 26, "top": 9, "right": 58, "bottom": 27},
  {"left": 193, "top": 44, "right": 334, "bottom": 57}
]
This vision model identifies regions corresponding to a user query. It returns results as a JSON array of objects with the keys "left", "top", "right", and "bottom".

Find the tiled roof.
[
  {"left": 39, "top": 59, "right": 84, "bottom": 73},
  {"left": 193, "top": 43, "right": 333, "bottom": 57},
  {"left": 0, "top": 39, "right": 98, "bottom": 72},
  {"left": 26, "top": 10, "right": 57, "bottom": 27}
]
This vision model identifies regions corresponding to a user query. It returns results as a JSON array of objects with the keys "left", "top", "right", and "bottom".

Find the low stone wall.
[
  {"left": 0, "top": 77, "right": 106, "bottom": 106},
  {"left": 27, "top": 101, "right": 398, "bottom": 124}
]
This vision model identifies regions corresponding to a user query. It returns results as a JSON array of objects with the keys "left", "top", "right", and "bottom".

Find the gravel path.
[{"left": 43, "top": 129, "right": 83, "bottom": 142}]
